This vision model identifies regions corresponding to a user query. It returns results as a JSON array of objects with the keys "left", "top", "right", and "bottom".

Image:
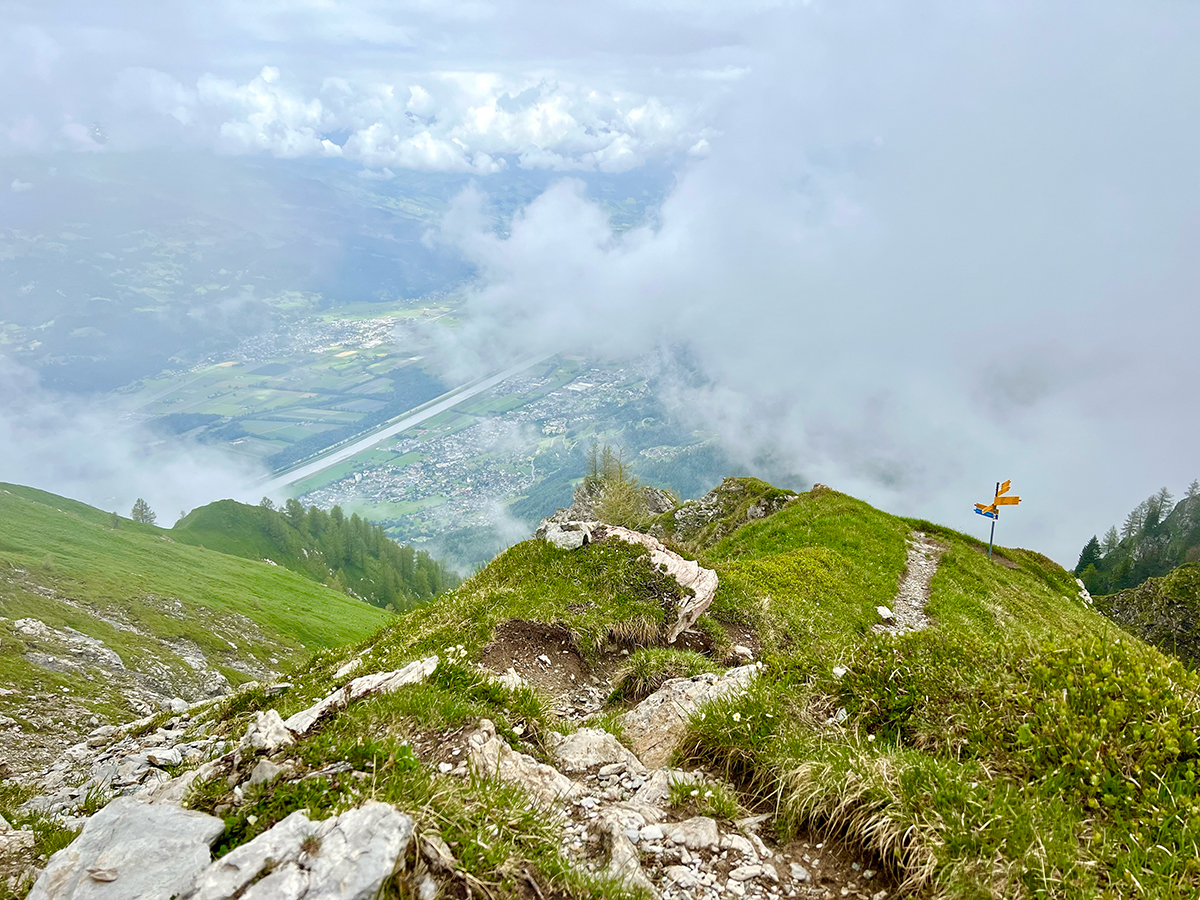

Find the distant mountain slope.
[
  {"left": 0, "top": 483, "right": 389, "bottom": 774},
  {"left": 1075, "top": 485, "right": 1200, "bottom": 594},
  {"left": 172, "top": 499, "right": 457, "bottom": 611}
]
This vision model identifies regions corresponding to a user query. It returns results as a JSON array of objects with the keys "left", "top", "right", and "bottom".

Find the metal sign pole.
[{"left": 988, "top": 481, "right": 998, "bottom": 559}]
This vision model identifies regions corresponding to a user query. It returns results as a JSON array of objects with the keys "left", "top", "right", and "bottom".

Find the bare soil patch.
[{"left": 480, "top": 620, "right": 591, "bottom": 697}]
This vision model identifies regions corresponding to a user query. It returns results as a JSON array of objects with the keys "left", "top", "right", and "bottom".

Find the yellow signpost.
[{"left": 974, "top": 480, "right": 1021, "bottom": 559}]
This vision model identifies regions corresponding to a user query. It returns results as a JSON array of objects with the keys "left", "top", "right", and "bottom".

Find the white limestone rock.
[
  {"left": 618, "top": 665, "right": 758, "bottom": 767},
  {"left": 301, "top": 801, "right": 414, "bottom": 900},
  {"left": 28, "top": 796, "right": 224, "bottom": 900},
  {"left": 595, "top": 808, "right": 659, "bottom": 899},
  {"left": 547, "top": 728, "right": 646, "bottom": 775},
  {"left": 240, "top": 709, "right": 294, "bottom": 752},
  {"left": 466, "top": 719, "right": 582, "bottom": 808},
  {"left": 661, "top": 816, "right": 720, "bottom": 851},
  {"left": 535, "top": 521, "right": 600, "bottom": 550},
  {"left": 188, "top": 802, "right": 412, "bottom": 900},
  {"left": 190, "top": 810, "right": 316, "bottom": 900},
  {"left": 283, "top": 656, "right": 439, "bottom": 735},
  {"left": 247, "top": 758, "right": 286, "bottom": 787},
  {"left": 599, "top": 527, "right": 719, "bottom": 642}
]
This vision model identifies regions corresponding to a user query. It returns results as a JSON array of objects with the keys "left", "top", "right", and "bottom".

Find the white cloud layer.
[
  {"left": 426, "top": 0, "right": 1200, "bottom": 562},
  {"left": 0, "top": 359, "right": 262, "bottom": 523},
  {"left": 0, "top": 3, "right": 716, "bottom": 172},
  {"left": 3, "top": 0, "right": 1200, "bottom": 564}
]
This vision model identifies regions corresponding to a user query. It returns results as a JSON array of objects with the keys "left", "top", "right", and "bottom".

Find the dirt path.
[{"left": 876, "top": 531, "right": 946, "bottom": 635}]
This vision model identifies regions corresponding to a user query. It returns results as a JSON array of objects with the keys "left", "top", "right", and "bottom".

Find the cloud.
[
  {"left": 10, "top": 178, "right": 32, "bottom": 192},
  {"left": 0, "top": 3, "right": 711, "bottom": 172},
  {"left": 2, "top": 0, "right": 1198, "bottom": 566},
  {"left": 428, "top": 0, "right": 1200, "bottom": 563},
  {"left": 0, "top": 358, "right": 264, "bottom": 523}
]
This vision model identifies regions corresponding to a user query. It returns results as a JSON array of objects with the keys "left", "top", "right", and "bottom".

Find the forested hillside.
[
  {"left": 173, "top": 499, "right": 458, "bottom": 612},
  {"left": 1075, "top": 482, "right": 1200, "bottom": 594}
]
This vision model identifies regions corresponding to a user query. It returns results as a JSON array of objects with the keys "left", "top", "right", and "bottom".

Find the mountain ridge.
[{"left": 5, "top": 477, "right": 1200, "bottom": 899}]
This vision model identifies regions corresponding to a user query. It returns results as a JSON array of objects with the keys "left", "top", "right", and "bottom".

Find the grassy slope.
[
  {"left": 175, "top": 483, "right": 1200, "bottom": 900},
  {"left": 0, "top": 484, "right": 389, "bottom": 717},
  {"left": 680, "top": 489, "right": 1200, "bottom": 899}
]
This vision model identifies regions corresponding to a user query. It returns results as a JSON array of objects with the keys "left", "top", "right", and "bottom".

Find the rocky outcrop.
[
  {"left": 618, "top": 665, "right": 760, "bottom": 767},
  {"left": 467, "top": 719, "right": 583, "bottom": 807},
  {"left": 282, "top": 656, "right": 439, "bottom": 735},
  {"left": 533, "top": 519, "right": 720, "bottom": 645},
  {"left": 535, "top": 520, "right": 600, "bottom": 550},
  {"left": 187, "top": 801, "right": 412, "bottom": 900},
  {"left": 655, "top": 478, "right": 797, "bottom": 549},
  {"left": 542, "top": 481, "right": 606, "bottom": 525},
  {"left": 1095, "top": 563, "right": 1200, "bottom": 666},
  {"left": 20, "top": 708, "right": 229, "bottom": 822},
  {"left": 548, "top": 728, "right": 647, "bottom": 775},
  {"left": 240, "top": 709, "right": 294, "bottom": 752},
  {"left": 598, "top": 527, "right": 719, "bottom": 643},
  {"left": 29, "top": 798, "right": 413, "bottom": 900},
  {"left": 542, "top": 480, "right": 681, "bottom": 528}
]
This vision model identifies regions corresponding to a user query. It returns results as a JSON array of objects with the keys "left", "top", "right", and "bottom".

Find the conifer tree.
[
  {"left": 1101, "top": 526, "right": 1120, "bottom": 554},
  {"left": 130, "top": 497, "right": 156, "bottom": 525},
  {"left": 1075, "top": 536, "right": 1102, "bottom": 575}
]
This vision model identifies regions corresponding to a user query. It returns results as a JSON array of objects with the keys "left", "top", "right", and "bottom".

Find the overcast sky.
[{"left": 3, "top": 1, "right": 1200, "bottom": 563}]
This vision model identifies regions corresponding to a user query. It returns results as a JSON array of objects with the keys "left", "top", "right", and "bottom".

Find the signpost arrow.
[{"left": 976, "top": 480, "right": 1021, "bottom": 559}]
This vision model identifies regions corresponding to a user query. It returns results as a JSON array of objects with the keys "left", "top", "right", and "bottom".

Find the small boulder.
[
  {"left": 547, "top": 728, "right": 646, "bottom": 775},
  {"left": 618, "top": 665, "right": 758, "bottom": 767},
  {"left": 247, "top": 759, "right": 285, "bottom": 787},
  {"left": 535, "top": 521, "right": 598, "bottom": 550},
  {"left": 660, "top": 816, "right": 720, "bottom": 851},
  {"left": 28, "top": 796, "right": 224, "bottom": 900},
  {"left": 240, "top": 709, "right": 294, "bottom": 753},
  {"left": 466, "top": 720, "right": 582, "bottom": 808},
  {"left": 145, "top": 747, "right": 183, "bottom": 768}
]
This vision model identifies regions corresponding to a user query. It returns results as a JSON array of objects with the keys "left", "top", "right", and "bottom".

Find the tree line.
[
  {"left": 1075, "top": 481, "right": 1200, "bottom": 595},
  {"left": 263, "top": 498, "right": 458, "bottom": 611}
]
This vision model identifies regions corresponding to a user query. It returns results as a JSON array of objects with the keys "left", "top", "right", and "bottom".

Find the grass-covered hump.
[{"left": 174, "top": 498, "right": 458, "bottom": 612}]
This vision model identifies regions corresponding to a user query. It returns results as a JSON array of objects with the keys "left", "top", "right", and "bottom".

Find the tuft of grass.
[
  {"left": 608, "top": 648, "right": 718, "bottom": 703},
  {"left": 667, "top": 775, "right": 743, "bottom": 822}
]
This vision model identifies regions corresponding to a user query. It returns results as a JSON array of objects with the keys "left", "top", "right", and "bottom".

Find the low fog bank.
[
  {"left": 0, "top": 358, "right": 264, "bottom": 524},
  {"left": 431, "top": 1, "right": 1200, "bottom": 565}
]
